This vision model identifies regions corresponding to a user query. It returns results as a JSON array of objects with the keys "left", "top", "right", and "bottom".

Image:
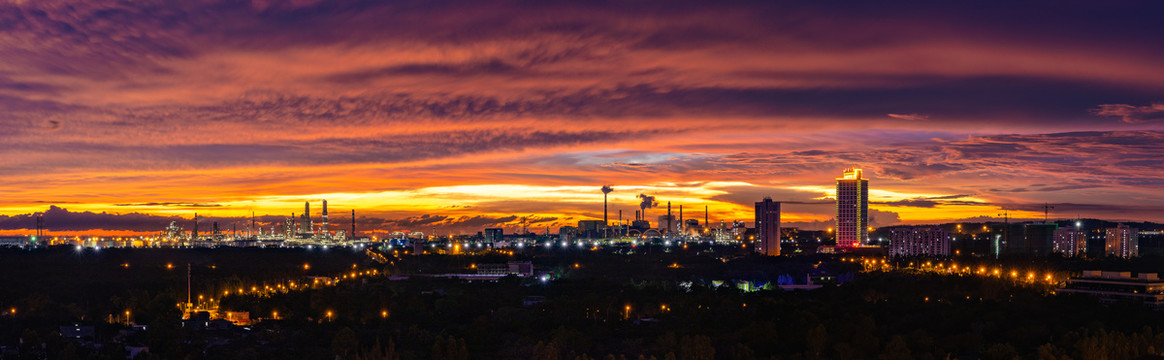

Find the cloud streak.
[{"left": 1, "top": 0, "right": 1164, "bottom": 231}]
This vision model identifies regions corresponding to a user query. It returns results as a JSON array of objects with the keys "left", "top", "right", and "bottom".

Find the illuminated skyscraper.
[
  {"left": 754, "top": 198, "right": 780, "bottom": 256},
  {"left": 835, "top": 168, "right": 868, "bottom": 247}
]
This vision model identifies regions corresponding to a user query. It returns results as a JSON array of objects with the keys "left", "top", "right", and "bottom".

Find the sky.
[{"left": 2, "top": 0, "right": 1164, "bottom": 235}]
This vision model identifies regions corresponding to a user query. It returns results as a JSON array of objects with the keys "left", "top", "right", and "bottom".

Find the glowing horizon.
[{"left": 2, "top": 1, "right": 1163, "bottom": 235}]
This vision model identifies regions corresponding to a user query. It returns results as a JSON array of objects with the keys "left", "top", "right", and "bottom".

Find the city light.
[{"left": 0, "top": 3, "right": 1157, "bottom": 358}]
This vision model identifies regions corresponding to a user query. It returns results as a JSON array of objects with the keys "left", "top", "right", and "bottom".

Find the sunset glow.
[{"left": 2, "top": 0, "right": 1162, "bottom": 235}]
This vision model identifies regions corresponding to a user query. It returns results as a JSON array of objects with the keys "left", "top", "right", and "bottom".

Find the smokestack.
[
  {"left": 618, "top": 209, "right": 623, "bottom": 236},
  {"left": 193, "top": 212, "right": 198, "bottom": 240},
  {"left": 637, "top": 194, "right": 656, "bottom": 221},
  {"left": 667, "top": 202, "right": 672, "bottom": 235},
  {"left": 679, "top": 205, "right": 683, "bottom": 233},
  {"left": 705, "top": 205, "right": 709, "bottom": 228},
  {"left": 351, "top": 209, "right": 356, "bottom": 239},
  {"left": 601, "top": 185, "right": 613, "bottom": 238},
  {"left": 35, "top": 214, "right": 43, "bottom": 239}
]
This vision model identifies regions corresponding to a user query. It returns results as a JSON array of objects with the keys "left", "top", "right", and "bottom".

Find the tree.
[
  {"left": 333, "top": 327, "right": 360, "bottom": 359},
  {"left": 1035, "top": 343, "right": 1066, "bottom": 360},
  {"left": 357, "top": 339, "right": 400, "bottom": 360},
  {"left": 984, "top": 343, "right": 1018, "bottom": 360},
  {"left": 806, "top": 324, "right": 827, "bottom": 360},
  {"left": 434, "top": 335, "right": 469, "bottom": 360},
  {"left": 729, "top": 343, "right": 755, "bottom": 360},
  {"left": 878, "top": 336, "right": 912, "bottom": 360},
  {"left": 58, "top": 342, "right": 80, "bottom": 360},
  {"left": 679, "top": 335, "right": 715, "bottom": 360}
]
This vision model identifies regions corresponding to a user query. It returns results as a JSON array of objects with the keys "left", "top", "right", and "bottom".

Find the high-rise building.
[
  {"left": 1053, "top": 226, "right": 1087, "bottom": 257},
  {"left": 835, "top": 168, "right": 868, "bottom": 247},
  {"left": 754, "top": 198, "right": 780, "bottom": 256},
  {"left": 301, "top": 202, "right": 312, "bottom": 234},
  {"left": 666, "top": 202, "right": 673, "bottom": 235},
  {"left": 1106, "top": 224, "right": 1139, "bottom": 258},
  {"left": 484, "top": 228, "right": 503, "bottom": 244},
  {"left": 1012, "top": 223, "right": 1056, "bottom": 255},
  {"left": 321, "top": 200, "right": 329, "bottom": 234},
  {"left": 888, "top": 227, "right": 950, "bottom": 257}
]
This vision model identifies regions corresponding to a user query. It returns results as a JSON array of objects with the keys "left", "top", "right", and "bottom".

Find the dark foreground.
[{"left": 1, "top": 246, "right": 1163, "bottom": 359}]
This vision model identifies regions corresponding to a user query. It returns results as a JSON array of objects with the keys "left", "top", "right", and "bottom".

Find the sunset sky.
[{"left": 2, "top": 0, "right": 1164, "bottom": 235}]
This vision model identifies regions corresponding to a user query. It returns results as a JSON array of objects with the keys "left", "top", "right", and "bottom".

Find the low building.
[
  {"left": 558, "top": 226, "right": 577, "bottom": 242},
  {"left": 887, "top": 227, "right": 951, "bottom": 257},
  {"left": 476, "top": 261, "right": 534, "bottom": 277},
  {"left": 655, "top": 215, "right": 676, "bottom": 233},
  {"left": 1058, "top": 270, "right": 1164, "bottom": 309},
  {"left": 577, "top": 220, "right": 604, "bottom": 238},
  {"left": 630, "top": 220, "right": 651, "bottom": 232},
  {"left": 0, "top": 237, "right": 30, "bottom": 248},
  {"left": 59, "top": 323, "right": 95, "bottom": 342},
  {"left": 223, "top": 311, "right": 251, "bottom": 326}
]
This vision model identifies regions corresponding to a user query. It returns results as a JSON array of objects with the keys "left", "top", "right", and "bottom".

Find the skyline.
[{"left": 4, "top": 1, "right": 1164, "bottom": 235}]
